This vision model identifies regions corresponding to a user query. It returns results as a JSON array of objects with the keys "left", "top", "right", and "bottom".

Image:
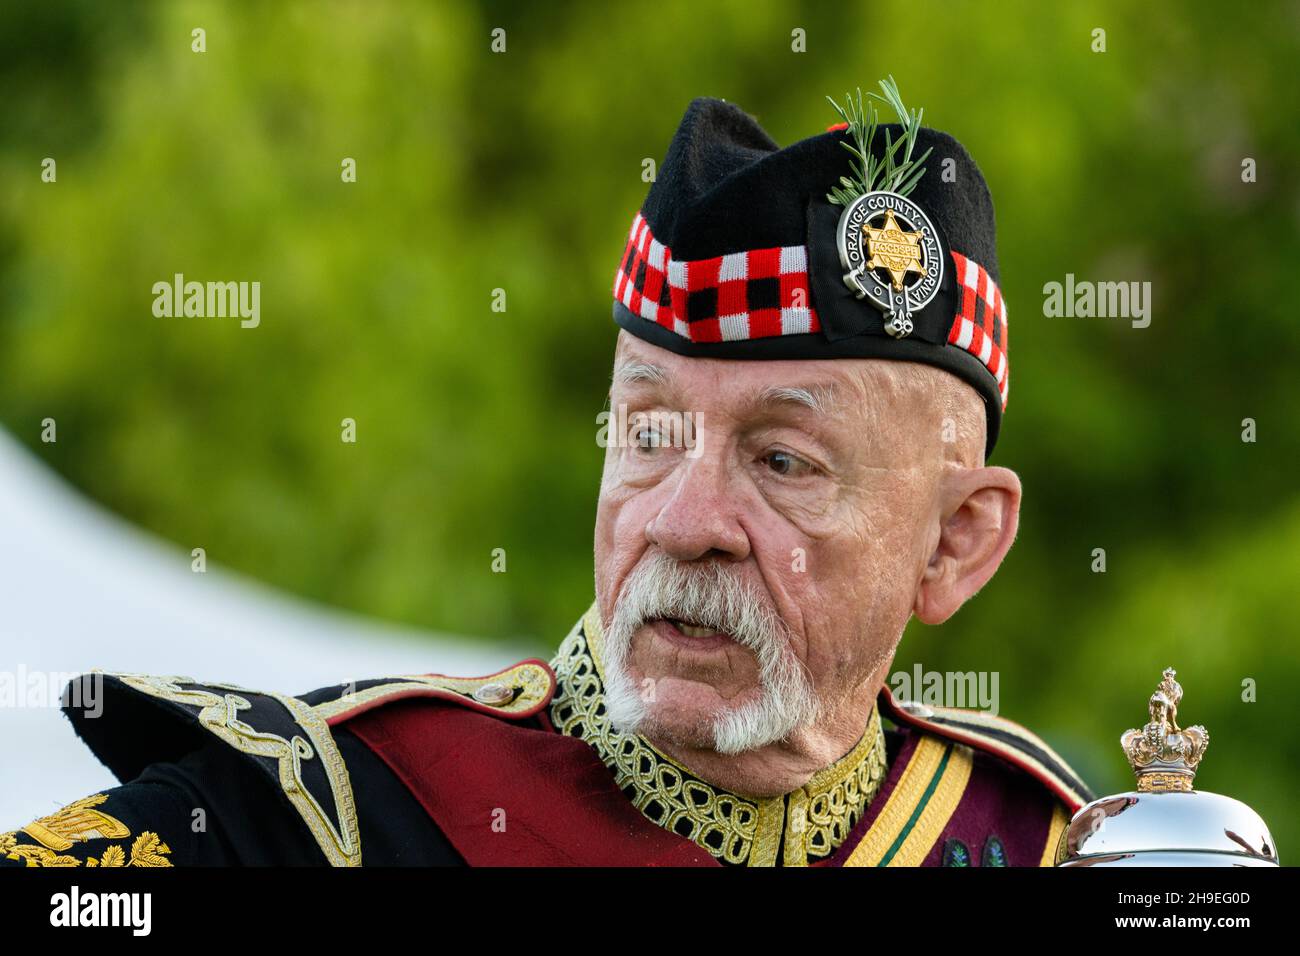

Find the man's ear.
[{"left": 913, "top": 466, "right": 1021, "bottom": 625}]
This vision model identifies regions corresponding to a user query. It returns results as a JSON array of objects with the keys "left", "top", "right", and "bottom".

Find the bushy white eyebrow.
[
  {"left": 756, "top": 384, "right": 839, "bottom": 417},
  {"left": 613, "top": 361, "right": 669, "bottom": 386}
]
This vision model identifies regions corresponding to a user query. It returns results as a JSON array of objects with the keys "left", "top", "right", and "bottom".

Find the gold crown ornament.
[
  {"left": 1120, "top": 668, "right": 1209, "bottom": 793},
  {"left": 1056, "top": 668, "right": 1277, "bottom": 867}
]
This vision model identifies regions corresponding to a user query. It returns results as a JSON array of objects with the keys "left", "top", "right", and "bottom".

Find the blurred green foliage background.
[{"left": 1, "top": 0, "right": 1297, "bottom": 856}]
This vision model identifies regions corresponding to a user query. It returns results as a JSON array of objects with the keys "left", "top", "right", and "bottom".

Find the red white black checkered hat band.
[{"left": 613, "top": 212, "right": 1009, "bottom": 410}]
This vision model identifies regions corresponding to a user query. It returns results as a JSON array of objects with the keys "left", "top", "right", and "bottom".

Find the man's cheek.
[
  {"left": 607, "top": 483, "right": 665, "bottom": 549},
  {"left": 593, "top": 496, "right": 632, "bottom": 613},
  {"left": 595, "top": 498, "right": 653, "bottom": 613}
]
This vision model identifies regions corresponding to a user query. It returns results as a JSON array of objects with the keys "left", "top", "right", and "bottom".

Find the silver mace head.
[{"left": 1055, "top": 668, "right": 1277, "bottom": 867}]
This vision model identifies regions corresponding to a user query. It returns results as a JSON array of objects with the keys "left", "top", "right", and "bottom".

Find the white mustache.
[{"left": 610, "top": 552, "right": 787, "bottom": 653}]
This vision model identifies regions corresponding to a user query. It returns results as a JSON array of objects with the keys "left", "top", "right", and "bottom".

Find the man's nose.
[{"left": 645, "top": 455, "right": 751, "bottom": 562}]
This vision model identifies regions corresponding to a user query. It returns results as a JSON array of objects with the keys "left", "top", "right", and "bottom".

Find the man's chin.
[
  {"left": 633, "top": 713, "right": 719, "bottom": 751},
  {"left": 608, "top": 680, "right": 762, "bottom": 752}
]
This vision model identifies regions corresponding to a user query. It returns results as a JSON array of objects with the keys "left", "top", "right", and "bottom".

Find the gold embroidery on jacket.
[
  {"left": 107, "top": 674, "right": 361, "bottom": 867},
  {"left": 14, "top": 794, "right": 129, "bottom": 851},
  {"left": 1, "top": 794, "right": 173, "bottom": 868}
]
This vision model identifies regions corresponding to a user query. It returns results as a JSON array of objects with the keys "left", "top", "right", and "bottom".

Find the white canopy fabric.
[{"left": 0, "top": 429, "right": 527, "bottom": 826}]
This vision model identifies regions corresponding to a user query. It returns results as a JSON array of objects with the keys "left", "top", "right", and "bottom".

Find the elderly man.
[{"left": 2, "top": 85, "right": 1091, "bottom": 868}]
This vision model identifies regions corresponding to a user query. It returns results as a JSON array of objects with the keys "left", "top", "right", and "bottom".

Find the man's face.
[{"left": 593, "top": 331, "right": 975, "bottom": 754}]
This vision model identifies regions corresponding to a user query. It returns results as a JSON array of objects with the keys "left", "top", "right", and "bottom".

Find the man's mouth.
[
  {"left": 672, "top": 619, "right": 720, "bottom": 638},
  {"left": 648, "top": 616, "right": 734, "bottom": 649}
]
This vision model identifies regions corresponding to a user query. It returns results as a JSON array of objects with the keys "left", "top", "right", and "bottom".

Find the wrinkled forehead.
[{"left": 611, "top": 329, "right": 958, "bottom": 428}]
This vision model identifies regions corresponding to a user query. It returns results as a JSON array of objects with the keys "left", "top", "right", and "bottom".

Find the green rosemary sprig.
[{"left": 826, "top": 76, "right": 934, "bottom": 205}]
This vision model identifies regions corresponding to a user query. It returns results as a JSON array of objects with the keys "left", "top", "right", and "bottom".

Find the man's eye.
[
  {"left": 634, "top": 427, "right": 663, "bottom": 449},
  {"left": 763, "top": 450, "right": 814, "bottom": 477}
]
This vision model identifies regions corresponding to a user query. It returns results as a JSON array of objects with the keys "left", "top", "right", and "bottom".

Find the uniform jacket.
[{"left": 1, "top": 606, "right": 1092, "bottom": 867}]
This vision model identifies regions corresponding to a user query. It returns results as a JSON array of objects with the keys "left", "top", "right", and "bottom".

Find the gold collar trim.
[{"left": 548, "top": 606, "right": 889, "bottom": 866}]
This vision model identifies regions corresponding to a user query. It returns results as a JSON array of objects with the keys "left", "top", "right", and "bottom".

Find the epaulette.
[
  {"left": 877, "top": 686, "right": 1094, "bottom": 813},
  {"left": 59, "top": 660, "right": 555, "bottom": 867},
  {"left": 305, "top": 659, "right": 555, "bottom": 727}
]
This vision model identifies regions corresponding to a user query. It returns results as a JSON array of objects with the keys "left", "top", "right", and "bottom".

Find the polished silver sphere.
[{"left": 1057, "top": 790, "right": 1278, "bottom": 867}]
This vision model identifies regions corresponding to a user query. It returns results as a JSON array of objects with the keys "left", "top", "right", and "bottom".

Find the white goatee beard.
[{"left": 600, "top": 552, "right": 821, "bottom": 755}]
